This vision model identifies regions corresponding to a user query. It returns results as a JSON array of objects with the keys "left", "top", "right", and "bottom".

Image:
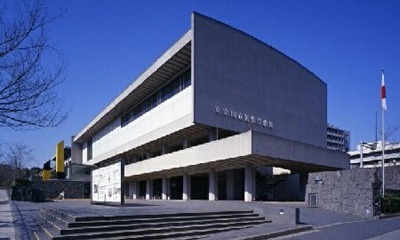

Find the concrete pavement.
[
  {"left": 0, "top": 189, "right": 15, "bottom": 240},
  {"left": 367, "top": 229, "right": 400, "bottom": 240},
  {"left": 5, "top": 198, "right": 400, "bottom": 240}
]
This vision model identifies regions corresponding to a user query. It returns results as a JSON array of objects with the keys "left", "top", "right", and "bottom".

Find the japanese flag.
[{"left": 381, "top": 71, "right": 387, "bottom": 111}]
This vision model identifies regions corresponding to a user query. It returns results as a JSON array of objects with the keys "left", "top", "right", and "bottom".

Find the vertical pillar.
[
  {"left": 215, "top": 172, "right": 219, "bottom": 200},
  {"left": 56, "top": 141, "right": 65, "bottom": 179},
  {"left": 187, "top": 175, "right": 191, "bottom": 199},
  {"left": 129, "top": 181, "right": 137, "bottom": 200},
  {"left": 128, "top": 181, "right": 135, "bottom": 198},
  {"left": 182, "top": 174, "right": 188, "bottom": 201},
  {"left": 167, "top": 178, "right": 171, "bottom": 200},
  {"left": 146, "top": 179, "right": 151, "bottom": 200},
  {"left": 162, "top": 177, "right": 168, "bottom": 200},
  {"left": 161, "top": 144, "right": 168, "bottom": 155},
  {"left": 252, "top": 167, "right": 256, "bottom": 201},
  {"left": 209, "top": 169, "right": 216, "bottom": 201},
  {"left": 226, "top": 170, "right": 234, "bottom": 200},
  {"left": 183, "top": 138, "right": 190, "bottom": 149},
  {"left": 244, "top": 165, "right": 254, "bottom": 202},
  {"left": 209, "top": 129, "right": 217, "bottom": 142}
]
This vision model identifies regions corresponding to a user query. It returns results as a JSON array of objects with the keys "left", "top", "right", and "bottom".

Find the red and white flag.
[{"left": 381, "top": 70, "right": 387, "bottom": 111}]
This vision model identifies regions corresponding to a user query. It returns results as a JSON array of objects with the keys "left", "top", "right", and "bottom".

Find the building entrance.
[
  {"left": 191, "top": 173, "right": 208, "bottom": 199},
  {"left": 170, "top": 176, "right": 183, "bottom": 199},
  {"left": 217, "top": 172, "right": 227, "bottom": 200},
  {"left": 152, "top": 179, "right": 162, "bottom": 199},
  {"left": 139, "top": 180, "right": 146, "bottom": 199}
]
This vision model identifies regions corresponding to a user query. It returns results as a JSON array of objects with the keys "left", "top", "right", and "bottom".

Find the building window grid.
[
  {"left": 121, "top": 68, "right": 191, "bottom": 127},
  {"left": 87, "top": 139, "right": 93, "bottom": 160}
]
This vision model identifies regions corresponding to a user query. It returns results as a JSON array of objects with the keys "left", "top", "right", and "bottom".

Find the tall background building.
[{"left": 327, "top": 124, "right": 350, "bottom": 152}]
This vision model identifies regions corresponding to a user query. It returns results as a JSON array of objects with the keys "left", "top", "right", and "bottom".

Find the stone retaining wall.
[
  {"left": 306, "top": 166, "right": 400, "bottom": 218},
  {"left": 29, "top": 180, "right": 90, "bottom": 199}
]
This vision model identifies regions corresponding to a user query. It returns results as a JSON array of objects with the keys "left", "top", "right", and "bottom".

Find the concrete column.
[
  {"left": 146, "top": 179, "right": 151, "bottom": 200},
  {"left": 187, "top": 175, "right": 191, "bottom": 199},
  {"left": 146, "top": 152, "right": 152, "bottom": 159},
  {"left": 182, "top": 174, "right": 188, "bottom": 201},
  {"left": 162, "top": 177, "right": 168, "bottom": 200},
  {"left": 167, "top": 178, "right": 171, "bottom": 200},
  {"left": 209, "top": 129, "right": 217, "bottom": 141},
  {"left": 209, "top": 169, "right": 216, "bottom": 201},
  {"left": 183, "top": 138, "right": 190, "bottom": 149},
  {"left": 161, "top": 144, "right": 169, "bottom": 155},
  {"left": 130, "top": 181, "right": 137, "bottom": 200},
  {"left": 215, "top": 172, "right": 219, "bottom": 200},
  {"left": 252, "top": 168, "right": 256, "bottom": 201},
  {"left": 226, "top": 170, "right": 234, "bottom": 200},
  {"left": 244, "top": 165, "right": 254, "bottom": 202}
]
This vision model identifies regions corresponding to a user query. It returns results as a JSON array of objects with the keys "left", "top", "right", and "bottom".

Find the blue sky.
[{"left": 2, "top": 0, "right": 400, "bottom": 167}]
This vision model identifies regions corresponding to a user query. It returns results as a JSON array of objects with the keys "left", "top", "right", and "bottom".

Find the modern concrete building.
[
  {"left": 327, "top": 124, "right": 350, "bottom": 152},
  {"left": 72, "top": 13, "right": 348, "bottom": 202},
  {"left": 349, "top": 141, "right": 400, "bottom": 169}
]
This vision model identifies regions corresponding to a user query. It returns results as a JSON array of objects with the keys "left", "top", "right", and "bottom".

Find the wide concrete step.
[
  {"left": 73, "top": 210, "right": 256, "bottom": 222},
  {"left": 103, "top": 225, "right": 250, "bottom": 240},
  {"left": 35, "top": 207, "right": 269, "bottom": 240},
  {"left": 32, "top": 227, "right": 51, "bottom": 240},
  {"left": 52, "top": 222, "right": 260, "bottom": 240},
  {"left": 40, "top": 208, "right": 258, "bottom": 228},
  {"left": 40, "top": 208, "right": 75, "bottom": 223},
  {"left": 69, "top": 216, "right": 265, "bottom": 234},
  {"left": 39, "top": 211, "right": 267, "bottom": 236}
]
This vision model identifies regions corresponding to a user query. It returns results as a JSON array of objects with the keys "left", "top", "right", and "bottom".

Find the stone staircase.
[{"left": 33, "top": 207, "right": 270, "bottom": 240}]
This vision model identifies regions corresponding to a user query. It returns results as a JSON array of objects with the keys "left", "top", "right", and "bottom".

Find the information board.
[{"left": 91, "top": 161, "right": 124, "bottom": 204}]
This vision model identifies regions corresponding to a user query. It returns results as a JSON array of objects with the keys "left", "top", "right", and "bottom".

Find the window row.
[{"left": 121, "top": 68, "right": 191, "bottom": 127}]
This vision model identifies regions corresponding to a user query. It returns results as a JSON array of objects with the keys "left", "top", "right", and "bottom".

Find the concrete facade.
[
  {"left": 73, "top": 13, "right": 348, "bottom": 202},
  {"left": 192, "top": 14, "right": 328, "bottom": 148}
]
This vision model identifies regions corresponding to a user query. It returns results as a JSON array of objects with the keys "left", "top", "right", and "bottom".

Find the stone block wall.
[
  {"left": 306, "top": 166, "right": 400, "bottom": 218},
  {"left": 29, "top": 180, "right": 90, "bottom": 199}
]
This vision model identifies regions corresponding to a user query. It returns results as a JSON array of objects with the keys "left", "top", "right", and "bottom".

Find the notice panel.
[{"left": 91, "top": 161, "right": 124, "bottom": 204}]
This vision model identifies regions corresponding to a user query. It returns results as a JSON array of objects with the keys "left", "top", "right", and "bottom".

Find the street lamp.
[{"left": 360, "top": 141, "right": 377, "bottom": 168}]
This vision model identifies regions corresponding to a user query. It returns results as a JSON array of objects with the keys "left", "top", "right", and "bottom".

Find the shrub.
[
  {"left": 11, "top": 178, "right": 30, "bottom": 187},
  {"left": 381, "top": 195, "right": 400, "bottom": 213}
]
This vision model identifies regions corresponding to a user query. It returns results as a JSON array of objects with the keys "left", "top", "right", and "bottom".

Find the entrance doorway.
[
  {"left": 139, "top": 180, "right": 146, "bottom": 199},
  {"left": 152, "top": 179, "right": 162, "bottom": 199},
  {"left": 170, "top": 176, "right": 183, "bottom": 199},
  {"left": 191, "top": 173, "right": 208, "bottom": 199}
]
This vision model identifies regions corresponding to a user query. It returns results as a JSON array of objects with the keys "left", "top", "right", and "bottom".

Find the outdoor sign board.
[{"left": 91, "top": 160, "right": 124, "bottom": 205}]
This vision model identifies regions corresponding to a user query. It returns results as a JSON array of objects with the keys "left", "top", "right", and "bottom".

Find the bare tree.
[
  {"left": 0, "top": 142, "right": 33, "bottom": 186},
  {"left": 4, "top": 142, "right": 33, "bottom": 179},
  {"left": 0, "top": 0, "right": 67, "bottom": 129}
]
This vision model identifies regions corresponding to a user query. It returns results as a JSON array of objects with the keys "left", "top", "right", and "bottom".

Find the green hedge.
[
  {"left": 11, "top": 178, "right": 30, "bottom": 186},
  {"left": 381, "top": 195, "right": 400, "bottom": 213}
]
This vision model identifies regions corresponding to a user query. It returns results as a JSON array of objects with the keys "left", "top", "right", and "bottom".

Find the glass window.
[
  {"left": 161, "top": 77, "right": 180, "bottom": 102},
  {"left": 87, "top": 139, "right": 93, "bottom": 160},
  {"left": 121, "top": 67, "right": 191, "bottom": 127},
  {"left": 182, "top": 69, "right": 191, "bottom": 89}
]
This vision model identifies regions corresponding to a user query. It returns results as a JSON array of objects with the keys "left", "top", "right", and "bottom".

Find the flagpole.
[
  {"left": 381, "top": 69, "right": 386, "bottom": 198},
  {"left": 382, "top": 103, "right": 385, "bottom": 197}
]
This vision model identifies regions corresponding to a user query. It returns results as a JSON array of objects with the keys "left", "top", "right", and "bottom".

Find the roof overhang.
[
  {"left": 74, "top": 30, "right": 193, "bottom": 143},
  {"left": 125, "top": 130, "right": 350, "bottom": 180}
]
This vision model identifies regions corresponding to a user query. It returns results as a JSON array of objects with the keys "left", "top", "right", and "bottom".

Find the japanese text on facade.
[{"left": 214, "top": 106, "right": 273, "bottom": 128}]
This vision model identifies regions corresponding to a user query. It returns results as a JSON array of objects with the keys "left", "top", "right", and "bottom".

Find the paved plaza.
[{"left": 1, "top": 189, "right": 399, "bottom": 240}]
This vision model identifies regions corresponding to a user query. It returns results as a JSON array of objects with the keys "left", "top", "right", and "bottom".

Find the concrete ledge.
[
  {"left": 252, "top": 204, "right": 300, "bottom": 225},
  {"left": 206, "top": 223, "right": 312, "bottom": 240},
  {"left": 240, "top": 225, "right": 313, "bottom": 240},
  {"left": 378, "top": 212, "right": 400, "bottom": 219}
]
